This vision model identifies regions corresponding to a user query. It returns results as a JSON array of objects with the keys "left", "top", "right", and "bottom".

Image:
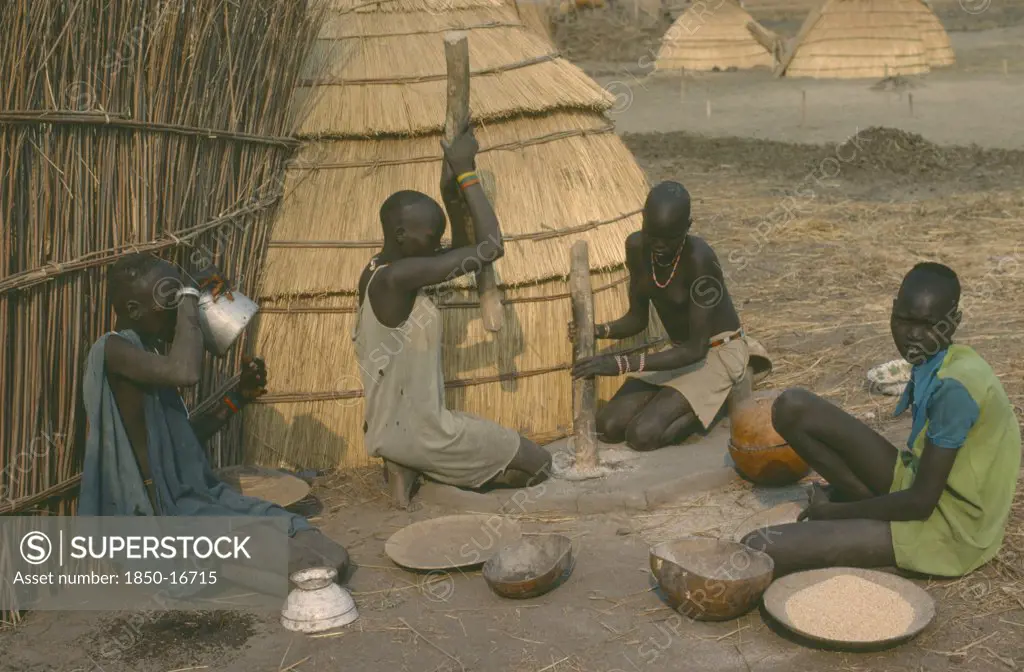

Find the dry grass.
[
  {"left": 309, "top": 465, "right": 386, "bottom": 511},
  {"left": 701, "top": 189, "right": 1024, "bottom": 415}
]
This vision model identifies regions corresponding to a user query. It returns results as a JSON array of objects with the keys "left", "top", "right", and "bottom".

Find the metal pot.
[
  {"left": 281, "top": 567, "right": 358, "bottom": 633},
  {"left": 196, "top": 289, "right": 259, "bottom": 356}
]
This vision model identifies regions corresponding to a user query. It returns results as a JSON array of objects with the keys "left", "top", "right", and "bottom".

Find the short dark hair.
[
  {"left": 108, "top": 252, "right": 163, "bottom": 309},
  {"left": 379, "top": 190, "right": 437, "bottom": 234},
  {"left": 644, "top": 181, "right": 692, "bottom": 226},
  {"left": 900, "top": 262, "right": 960, "bottom": 308}
]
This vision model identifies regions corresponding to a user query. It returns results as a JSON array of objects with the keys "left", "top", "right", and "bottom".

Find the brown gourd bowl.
[
  {"left": 483, "top": 534, "right": 574, "bottom": 600},
  {"left": 650, "top": 538, "right": 774, "bottom": 622},
  {"left": 728, "top": 390, "right": 810, "bottom": 487}
]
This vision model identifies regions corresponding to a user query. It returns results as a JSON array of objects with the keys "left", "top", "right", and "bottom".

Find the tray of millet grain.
[{"left": 763, "top": 567, "right": 936, "bottom": 650}]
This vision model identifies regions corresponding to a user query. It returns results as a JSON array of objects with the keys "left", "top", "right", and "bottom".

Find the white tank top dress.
[{"left": 353, "top": 264, "right": 519, "bottom": 488}]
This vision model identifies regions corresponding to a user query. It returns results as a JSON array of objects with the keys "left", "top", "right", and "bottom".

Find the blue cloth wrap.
[{"left": 78, "top": 330, "right": 310, "bottom": 536}]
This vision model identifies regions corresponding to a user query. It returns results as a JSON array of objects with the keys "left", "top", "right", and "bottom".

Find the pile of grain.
[{"left": 784, "top": 574, "right": 916, "bottom": 642}]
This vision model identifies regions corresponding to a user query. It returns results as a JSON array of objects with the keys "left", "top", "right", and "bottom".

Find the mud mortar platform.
[{"left": 417, "top": 425, "right": 743, "bottom": 514}]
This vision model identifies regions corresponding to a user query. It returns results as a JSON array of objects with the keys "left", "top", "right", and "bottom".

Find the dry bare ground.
[{"left": 624, "top": 126, "right": 1024, "bottom": 670}]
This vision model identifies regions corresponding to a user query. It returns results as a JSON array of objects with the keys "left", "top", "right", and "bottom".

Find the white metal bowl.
[{"left": 281, "top": 567, "right": 358, "bottom": 633}]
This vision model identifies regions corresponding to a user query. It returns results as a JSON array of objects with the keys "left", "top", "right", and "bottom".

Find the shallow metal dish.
[
  {"left": 214, "top": 465, "right": 310, "bottom": 508},
  {"left": 385, "top": 514, "right": 522, "bottom": 571},
  {"left": 762, "top": 567, "right": 936, "bottom": 651}
]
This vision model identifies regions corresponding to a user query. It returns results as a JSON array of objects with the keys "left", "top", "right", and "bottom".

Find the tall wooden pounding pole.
[
  {"left": 570, "top": 241, "right": 599, "bottom": 470},
  {"left": 443, "top": 31, "right": 504, "bottom": 332}
]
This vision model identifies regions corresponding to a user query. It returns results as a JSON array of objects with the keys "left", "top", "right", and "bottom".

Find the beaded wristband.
[
  {"left": 638, "top": 352, "right": 646, "bottom": 372},
  {"left": 457, "top": 171, "right": 480, "bottom": 190},
  {"left": 223, "top": 391, "right": 244, "bottom": 414}
]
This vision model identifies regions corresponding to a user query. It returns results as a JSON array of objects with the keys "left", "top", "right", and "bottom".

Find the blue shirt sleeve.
[{"left": 925, "top": 378, "right": 980, "bottom": 449}]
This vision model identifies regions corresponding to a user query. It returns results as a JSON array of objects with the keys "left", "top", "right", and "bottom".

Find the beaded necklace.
[{"left": 651, "top": 242, "right": 685, "bottom": 289}]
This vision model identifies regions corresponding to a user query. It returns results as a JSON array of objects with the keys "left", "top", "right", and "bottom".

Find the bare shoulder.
[
  {"left": 625, "top": 231, "right": 644, "bottom": 251},
  {"left": 685, "top": 235, "right": 722, "bottom": 268},
  {"left": 357, "top": 263, "right": 374, "bottom": 304},
  {"left": 624, "top": 231, "right": 645, "bottom": 263},
  {"left": 104, "top": 333, "right": 131, "bottom": 357},
  {"left": 103, "top": 333, "right": 138, "bottom": 375}
]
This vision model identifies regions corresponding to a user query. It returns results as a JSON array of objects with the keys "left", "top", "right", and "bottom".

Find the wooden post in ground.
[
  {"left": 443, "top": 32, "right": 504, "bottom": 333},
  {"left": 569, "top": 240, "right": 598, "bottom": 470}
]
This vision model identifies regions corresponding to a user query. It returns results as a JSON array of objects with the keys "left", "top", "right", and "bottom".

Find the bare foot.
[{"left": 386, "top": 460, "right": 421, "bottom": 510}]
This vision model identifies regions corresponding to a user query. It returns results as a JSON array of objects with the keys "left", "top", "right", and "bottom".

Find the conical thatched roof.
[
  {"left": 656, "top": 0, "right": 774, "bottom": 72},
  {"left": 249, "top": 0, "right": 658, "bottom": 470},
  {"left": 907, "top": 0, "right": 954, "bottom": 67},
  {"left": 780, "top": 0, "right": 930, "bottom": 79}
]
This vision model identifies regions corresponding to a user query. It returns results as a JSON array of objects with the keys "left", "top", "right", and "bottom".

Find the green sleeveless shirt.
[{"left": 891, "top": 344, "right": 1021, "bottom": 577}]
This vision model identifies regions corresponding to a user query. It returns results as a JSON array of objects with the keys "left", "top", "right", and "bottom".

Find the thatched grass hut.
[
  {"left": 655, "top": 0, "right": 774, "bottom": 72},
  {"left": 908, "top": 0, "right": 954, "bottom": 67},
  {"left": 780, "top": 0, "right": 931, "bottom": 79},
  {"left": 247, "top": 0, "right": 658, "bottom": 470}
]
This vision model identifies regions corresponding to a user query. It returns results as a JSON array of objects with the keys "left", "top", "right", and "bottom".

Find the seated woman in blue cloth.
[
  {"left": 743, "top": 263, "right": 1021, "bottom": 579},
  {"left": 80, "top": 253, "right": 348, "bottom": 578}
]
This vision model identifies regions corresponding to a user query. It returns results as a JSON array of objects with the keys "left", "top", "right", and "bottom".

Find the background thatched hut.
[
  {"left": 908, "top": 0, "right": 955, "bottom": 67},
  {"left": 655, "top": 0, "right": 774, "bottom": 72},
  {"left": 247, "top": 0, "right": 659, "bottom": 471},
  {"left": 780, "top": 0, "right": 931, "bottom": 79}
]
